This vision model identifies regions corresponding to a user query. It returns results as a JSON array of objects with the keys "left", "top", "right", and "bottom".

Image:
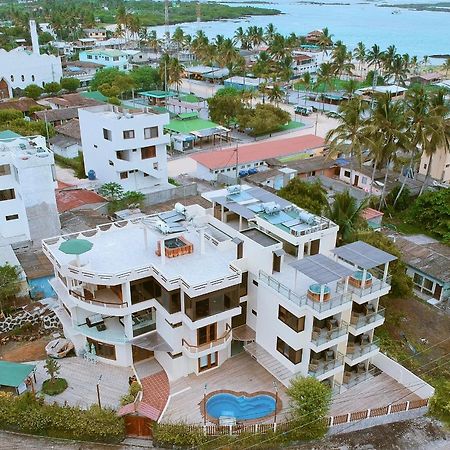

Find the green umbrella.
[{"left": 59, "top": 239, "right": 93, "bottom": 266}]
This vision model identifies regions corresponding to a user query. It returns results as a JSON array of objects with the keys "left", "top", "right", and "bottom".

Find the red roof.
[
  {"left": 56, "top": 184, "right": 105, "bottom": 212},
  {"left": 361, "top": 208, "right": 384, "bottom": 220},
  {"left": 192, "top": 134, "right": 325, "bottom": 170}
]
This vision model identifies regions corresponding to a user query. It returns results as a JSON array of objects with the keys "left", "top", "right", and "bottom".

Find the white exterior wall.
[
  {"left": 419, "top": 149, "right": 450, "bottom": 183},
  {"left": 79, "top": 106, "right": 170, "bottom": 192},
  {"left": 79, "top": 51, "right": 131, "bottom": 71},
  {"left": 0, "top": 135, "right": 59, "bottom": 246},
  {"left": 0, "top": 49, "right": 62, "bottom": 90},
  {"left": 50, "top": 142, "right": 81, "bottom": 159}
]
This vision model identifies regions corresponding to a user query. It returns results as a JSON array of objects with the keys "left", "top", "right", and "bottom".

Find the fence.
[
  {"left": 180, "top": 398, "right": 429, "bottom": 436},
  {"left": 142, "top": 182, "right": 198, "bottom": 207}
]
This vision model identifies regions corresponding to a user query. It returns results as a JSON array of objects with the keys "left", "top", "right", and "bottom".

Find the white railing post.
[
  {"left": 406, "top": 401, "right": 410, "bottom": 411},
  {"left": 329, "top": 416, "right": 333, "bottom": 426},
  {"left": 346, "top": 413, "right": 350, "bottom": 423},
  {"left": 367, "top": 408, "right": 371, "bottom": 418},
  {"left": 387, "top": 404, "right": 392, "bottom": 415}
]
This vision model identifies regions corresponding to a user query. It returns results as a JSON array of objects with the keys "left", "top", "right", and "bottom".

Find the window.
[
  {"left": 144, "top": 126, "right": 158, "bottom": 139},
  {"left": 344, "top": 170, "right": 351, "bottom": 178},
  {"left": 413, "top": 273, "right": 423, "bottom": 286},
  {"left": 273, "top": 252, "right": 281, "bottom": 273},
  {"left": 237, "top": 241, "right": 243, "bottom": 259},
  {"left": 362, "top": 176, "right": 368, "bottom": 184},
  {"left": 278, "top": 306, "right": 305, "bottom": 332},
  {"left": 103, "top": 128, "right": 112, "bottom": 141},
  {"left": 31, "top": 75, "right": 35, "bottom": 82},
  {"left": 109, "top": 160, "right": 114, "bottom": 166},
  {"left": 240, "top": 272, "right": 248, "bottom": 297},
  {"left": 10, "top": 75, "right": 14, "bottom": 82},
  {"left": 144, "top": 172, "right": 150, "bottom": 177},
  {"left": 198, "top": 352, "right": 217, "bottom": 372},
  {"left": 168, "top": 352, "right": 182, "bottom": 359},
  {"left": 252, "top": 280, "right": 258, "bottom": 287},
  {"left": 113, "top": 56, "right": 119, "bottom": 61},
  {"left": 123, "top": 65, "right": 127, "bottom": 70},
  {"left": 276, "top": 337, "right": 302, "bottom": 364},
  {"left": 86, "top": 337, "right": 116, "bottom": 360},
  {"left": 5, "top": 214, "right": 18, "bottom": 221},
  {"left": 105, "top": 57, "right": 110, "bottom": 61},
  {"left": 120, "top": 172, "right": 128, "bottom": 179},
  {"left": 423, "top": 278, "right": 433, "bottom": 292},
  {"left": 153, "top": 162, "right": 158, "bottom": 170},
  {"left": 141, "top": 146, "right": 156, "bottom": 159},
  {"left": 21, "top": 75, "right": 24, "bottom": 82},
  {"left": 252, "top": 309, "right": 257, "bottom": 316},
  {"left": 87, "top": 55, "right": 92, "bottom": 59},
  {"left": 123, "top": 130, "right": 135, "bottom": 139},
  {"left": 0, "top": 188, "right": 15, "bottom": 201},
  {"left": 0, "top": 164, "right": 11, "bottom": 176}
]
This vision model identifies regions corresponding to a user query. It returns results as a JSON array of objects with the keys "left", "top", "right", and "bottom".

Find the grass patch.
[
  {"left": 41, "top": 378, "right": 68, "bottom": 396},
  {"left": 54, "top": 153, "right": 86, "bottom": 179}
]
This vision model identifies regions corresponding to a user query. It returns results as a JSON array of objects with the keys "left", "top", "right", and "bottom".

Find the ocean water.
[{"left": 147, "top": 0, "right": 450, "bottom": 58}]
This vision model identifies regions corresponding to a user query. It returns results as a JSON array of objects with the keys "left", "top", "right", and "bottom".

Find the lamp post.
[
  {"left": 96, "top": 374, "right": 102, "bottom": 408},
  {"left": 273, "top": 381, "right": 278, "bottom": 424},
  {"left": 203, "top": 383, "right": 208, "bottom": 425}
]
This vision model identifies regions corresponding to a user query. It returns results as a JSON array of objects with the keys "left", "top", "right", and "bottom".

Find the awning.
[
  {"left": 129, "top": 332, "right": 173, "bottom": 352},
  {"left": 331, "top": 241, "right": 397, "bottom": 269}
]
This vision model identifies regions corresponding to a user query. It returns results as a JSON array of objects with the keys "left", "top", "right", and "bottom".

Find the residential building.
[
  {"left": 83, "top": 28, "right": 108, "bottom": 41},
  {"left": 419, "top": 146, "right": 450, "bottom": 184},
  {"left": 291, "top": 52, "right": 318, "bottom": 76},
  {"left": 45, "top": 185, "right": 395, "bottom": 392},
  {"left": 0, "top": 132, "right": 60, "bottom": 248},
  {"left": 393, "top": 234, "right": 450, "bottom": 304},
  {"left": 192, "top": 135, "right": 326, "bottom": 181},
  {"left": 79, "top": 49, "right": 131, "bottom": 72},
  {"left": 38, "top": 92, "right": 102, "bottom": 110},
  {"left": 409, "top": 72, "right": 442, "bottom": 85},
  {"left": 62, "top": 61, "right": 103, "bottom": 87},
  {"left": 0, "top": 21, "right": 62, "bottom": 94},
  {"left": 49, "top": 118, "right": 82, "bottom": 159},
  {"left": 79, "top": 105, "right": 170, "bottom": 192},
  {"left": 338, "top": 163, "right": 388, "bottom": 196},
  {"left": 223, "top": 76, "right": 264, "bottom": 91}
]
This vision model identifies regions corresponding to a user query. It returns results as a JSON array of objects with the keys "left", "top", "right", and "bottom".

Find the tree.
[
  {"left": 60, "top": 77, "right": 80, "bottom": 92},
  {"left": 0, "top": 264, "right": 21, "bottom": 315},
  {"left": 267, "top": 84, "right": 284, "bottom": 106},
  {"left": 443, "top": 58, "right": 450, "bottom": 76},
  {"left": 90, "top": 68, "right": 122, "bottom": 91},
  {"left": 278, "top": 178, "right": 328, "bottom": 215},
  {"left": 98, "top": 182, "right": 124, "bottom": 201},
  {"left": 23, "top": 84, "right": 43, "bottom": 100},
  {"left": 353, "top": 41, "right": 366, "bottom": 72},
  {"left": 122, "top": 191, "right": 145, "bottom": 208},
  {"left": 43, "top": 82, "right": 61, "bottom": 94},
  {"left": 130, "top": 66, "right": 160, "bottom": 91},
  {"left": 236, "top": 103, "right": 290, "bottom": 136},
  {"left": 286, "top": 377, "right": 331, "bottom": 440},
  {"left": 44, "top": 357, "right": 61, "bottom": 385},
  {"left": 327, "top": 191, "right": 368, "bottom": 244},
  {"left": 207, "top": 88, "right": 243, "bottom": 127}
]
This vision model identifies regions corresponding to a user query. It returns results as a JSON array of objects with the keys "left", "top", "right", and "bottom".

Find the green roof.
[
  {"left": 165, "top": 118, "right": 221, "bottom": 134},
  {"left": 179, "top": 94, "right": 202, "bottom": 103},
  {"left": 0, "top": 130, "right": 22, "bottom": 140},
  {"left": 0, "top": 361, "right": 35, "bottom": 387},
  {"left": 140, "top": 90, "right": 176, "bottom": 99},
  {"left": 80, "top": 91, "right": 108, "bottom": 102},
  {"left": 178, "top": 112, "right": 198, "bottom": 120}
]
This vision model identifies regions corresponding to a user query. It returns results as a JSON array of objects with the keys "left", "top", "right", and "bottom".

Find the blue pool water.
[
  {"left": 206, "top": 393, "right": 276, "bottom": 421},
  {"left": 352, "top": 271, "right": 373, "bottom": 282},
  {"left": 28, "top": 276, "right": 56, "bottom": 299},
  {"left": 309, "top": 283, "right": 331, "bottom": 295}
]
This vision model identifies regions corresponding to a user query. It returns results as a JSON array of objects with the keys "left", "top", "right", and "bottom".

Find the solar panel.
[
  {"left": 331, "top": 241, "right": 397, "bottom": 269},
  {"left": 264, "top": 211, "right": 292, "bottom": 225},
  {"left": 290, "top": 254, "right": 354, "bottom": 285},
  {"left": 247, "top": 187, "right": 291, "bottom": 208},
  {"left": 247, "top": 203, "right": 264, "bottom": 213},
  {"left": 282, "top": 219, "right": 301, "bottom": 228}
]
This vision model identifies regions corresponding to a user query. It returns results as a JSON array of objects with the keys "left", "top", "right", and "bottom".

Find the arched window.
[
  {"left": 21, "top": 75, "right": 25, "bottom": 82},
  {"left": 31, "top": 75, "right": 35, "bottom": 82},
  {"left": 10, "top": 75, "right": 14, "bottom": 82}
]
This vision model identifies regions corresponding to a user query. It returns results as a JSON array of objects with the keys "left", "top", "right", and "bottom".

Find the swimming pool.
[
  {"left": 28, "top": 276, "right": 56, "bottom": 299},
  {"left": 206, "top": 392, "right": 276, "bottom": 421}
]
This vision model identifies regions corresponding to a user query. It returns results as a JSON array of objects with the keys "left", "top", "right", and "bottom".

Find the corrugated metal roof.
[{"left": 331, "top": 241, "right": 397, "bottom": 269}]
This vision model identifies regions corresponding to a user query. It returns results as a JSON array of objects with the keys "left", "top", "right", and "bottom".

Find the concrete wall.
[
  {"left": 142, "top": 183, "right": 198, "bottom": 207},
  {"left": 373, "top": 353, "right": 435, "bottom": 399}
]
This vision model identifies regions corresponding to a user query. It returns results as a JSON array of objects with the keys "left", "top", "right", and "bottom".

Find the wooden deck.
[
  {"left": 330, "top": 372, "right": 421, "bottom": 415},
  {"left": 161, "top": 352, "right": 290, "bottom": 424}
]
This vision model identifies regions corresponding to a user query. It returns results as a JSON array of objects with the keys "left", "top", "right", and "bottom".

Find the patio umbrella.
[{"left": 59, "top": 238, "right": 93, "bottom": 267}]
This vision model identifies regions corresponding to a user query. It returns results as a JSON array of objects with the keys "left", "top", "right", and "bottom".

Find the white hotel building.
[
  {"left": 79, "top": 105, "right": 171, "bottom": 192},
  {"left": 0, "top": 133, "right": 60, "bottom": 248},
  {"left": 44, "top": 185, "right": 396, "bottom": 390}
]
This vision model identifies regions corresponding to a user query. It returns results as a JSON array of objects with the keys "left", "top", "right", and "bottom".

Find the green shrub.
[
  {"left": 0, "top": 392, "right": 125, "bottom": 443},
  {"left": 54, "top": 153, "right": 86, "bottom": 179},
  {"left": 120, "top": 381, "right": 141, "bottom": 406},
  {"left": 385, "top": 184, "right": 412, "bottom": 211},
  {"left": 42, "top": 378, "right": 68, "bottom": 396},
  {"left": 168, "top": 177, "right": 180, "bottom": 186},
  {"left": 153, "top": 423, "right": 208, "bottom": 448}
]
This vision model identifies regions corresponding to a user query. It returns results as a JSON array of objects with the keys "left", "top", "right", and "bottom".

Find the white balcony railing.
[{"left": 182, "top": 325, "right": 232, "bottom": 355}]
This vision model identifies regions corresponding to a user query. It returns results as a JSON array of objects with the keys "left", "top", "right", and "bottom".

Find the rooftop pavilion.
[
  {"left": 42, "top": 204, "right": 240, "bottom": 292},
  {"left": 204, "top": 185, "right": 337, "bottom": 242}
]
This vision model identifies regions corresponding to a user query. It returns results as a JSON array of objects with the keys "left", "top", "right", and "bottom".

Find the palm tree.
[
  {"left": 172, "top": 27, "right": 186, "bottom": 53},
  {"left": 169, "top": 57, "right": 185, "bottom": 93},
  {"left": 268, "top": 34, "right": 289, "bottom": 61},
  {"left": 253, "top": 51, "right": 272, "bottom": 81},
  {"left": 366, "top": 44, "right": 384, "bottom": 73},
  {"left": 268, "top": 84, "right": 284, "bottom": 106},
  {"left": 382, "top": 44, "right": 397, "bottom": 75},
  {"left": 234, "top": 26, "right": 248, "bottom": 49},
  {"left": 443, "top": 57, "right": 450, "bottom": 76},
  {"left": 277, "top": 55, "right": 294, "bottom": 83},
  {"left": 327, "top": 191, "right": 368, "bottom": 244},
  {"left": 325, "top": 97, "right": 369, "bottom": 182},
  {"left": 316, "top": 62, "right": 335, "bottom": 109},
  {"left": 418, "top": 89, "right": 450, "bottom": 195},
  {"left": 365, "top": 93, "right": 407, "bottom": 209},
  {"left": 299, "top": 72, "right": 312, "bottom": 105},
  {"left": 353, "top": 42, "right": 366, "bottom": 73},
  {"left": 389, "top": 54, "right": 409, "bottom": 86},
  {"left": 258, "top": 82, "right": 268, "bottom": 104},
  {"left": 317, "top": 27, "right": 333, "bottom": 60},
  {"left": 264, "top": 23, "right": 277, "bottom": 44}
]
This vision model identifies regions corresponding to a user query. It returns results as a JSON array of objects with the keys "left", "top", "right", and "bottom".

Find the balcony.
[
  {"left": 311, "top": 319, "right": 349, "bottom": 351},
  {"left": 342, "top": 367, "right": 373, "bottom": 389},
  {"left": 349, "top": 307, "right": 385, "bottom": 334},
  {"left": 69, "top": 287, "right": 128, "bottom": 309},
  {"left": 308, "top": 351, "right": 344, "bottom": 378},
  {"left": 182, "top": 325, "right": 232, "bottom": 358},
  {"left": 345, "top": 337, "right": 380, "bottom": 365},
  {"left": 342, "top": 269, "right": 392, "bottom": 303},
  {"left": 259, "top": 271, "right": 352, "bottom": 317},
  {"left": 75, "top": 316, "right": 127, "bottom": 343}
]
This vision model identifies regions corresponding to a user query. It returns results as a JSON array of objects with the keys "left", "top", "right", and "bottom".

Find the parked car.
[{"left": 295, "top": 105, "right": 313, "bottom": 116}]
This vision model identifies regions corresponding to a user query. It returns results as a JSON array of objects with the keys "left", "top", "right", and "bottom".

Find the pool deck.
[
  {"left": 161, "top": 352, "right": 290, "bottom": 424},
  {"left": 16, "top": 250, "right": 54, "bottom": 279}
]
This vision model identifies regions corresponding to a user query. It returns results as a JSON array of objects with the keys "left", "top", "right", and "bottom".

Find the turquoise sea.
[{"left": 148, "top": 0, "right": 450, "bottom": 59}]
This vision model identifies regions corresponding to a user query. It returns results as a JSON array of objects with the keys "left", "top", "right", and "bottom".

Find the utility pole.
[
  {"left": 235, "top": 143, "right": 239, "bottom": 184},
  {"left": 164, "top": 0, "right": 170, "bottom": 49},
  {"left": 96, "top": 375, "right": 102, "bottom": 409}
]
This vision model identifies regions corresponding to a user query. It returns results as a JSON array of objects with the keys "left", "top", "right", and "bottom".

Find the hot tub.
[
  {"left": 307, "top": 283, "right": 331, "bottom": 302},
  {"left": 349, "top": 270, "right": 373, "bottom": 288}
]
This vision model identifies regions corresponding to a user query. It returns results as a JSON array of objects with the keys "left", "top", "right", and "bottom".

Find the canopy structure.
[
  {"left": 130, "top": 332, "right": 173, "bottom": 352},
  {"left": 0, "top": 361, "right": 35, "bottom": 388},
  {"left": 290, "top": 254, "right": 353, "bottom": 285},
  {"left": 331, "top": 240, "right": 397, "bottom": 269}
]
